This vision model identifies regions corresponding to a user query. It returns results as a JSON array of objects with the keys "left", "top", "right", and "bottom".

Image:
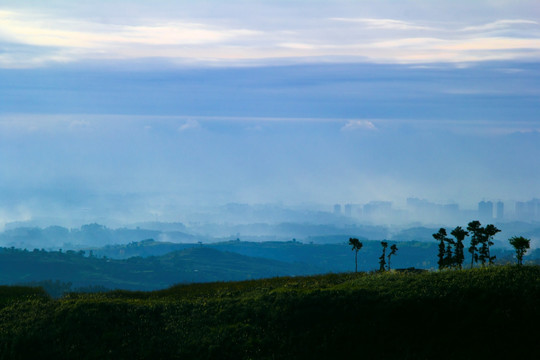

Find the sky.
[{"left": 0, "top": 0, "right": 540, "bottom": 227}]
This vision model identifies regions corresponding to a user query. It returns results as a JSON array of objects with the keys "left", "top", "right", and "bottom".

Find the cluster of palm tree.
[
  {"left": 348, "top": 238, "right": 398, "bottom": 273},
  {"left": 433, "top": 221, "right": 501, "bottom": 270},
  {"left": 349, "top": 221, "right": 531, "bottom": 272},
  {"left": 378, "top": 241, "right": 398, "bottom": 272},
  {"left": 433, "top": 221, "right": 534, "bottom": 269}
]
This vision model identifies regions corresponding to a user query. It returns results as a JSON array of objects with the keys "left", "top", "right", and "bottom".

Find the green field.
[{"left": 0, "top": 265, "right": 538, "bottom": 359}]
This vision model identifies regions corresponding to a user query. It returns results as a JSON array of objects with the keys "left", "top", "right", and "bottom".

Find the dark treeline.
[{"left": 347, "top": 220, "right": 534, "bottom": 275}]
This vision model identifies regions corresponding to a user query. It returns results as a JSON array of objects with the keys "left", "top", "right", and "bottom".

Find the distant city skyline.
[
  {"left": 332, "top": 197, "right": 540, "bottom": 225},
  {"left": 1, "top": 1, "right": 539, "bottom": 229},
  {"left": 3, "top": 195, "right": 540, "bottom": 231}
]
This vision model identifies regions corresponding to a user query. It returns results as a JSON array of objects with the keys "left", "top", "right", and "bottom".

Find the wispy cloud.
[
  {"left": 278, "top": 42, "right": 318, "bottom": 50},
  {"left": 0, "top": 9, "right": 260, "bottom": 67},
  {"left": 460, "top": 19, "right": 538, "bottom": 32},
  {"left": 330, "top": 18, "right": 432, "bottom": 31},
  {"left": 437, "top": 37, "right": 540, "bottom": 51},
  {"left": 341, "top": 120, "right": 377, "bottom": 131},
  {"left": 178, "top": 119, "right": 200, "bottom": 132}
]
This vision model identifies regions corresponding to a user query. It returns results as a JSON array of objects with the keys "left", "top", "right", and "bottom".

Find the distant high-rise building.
[
  {"left": 516, "top": 201, "right": 528, "bottom": 220},
  {"left": 496, "top": 201, "right": 504, "bottom": 221},
  {"left": 406, "top": 197, "right": 427, "bottom": 208},
  {"left": 363, "top": 201, "right": 392, "bottom": 217},
  {"left": 407, "top": 197, "right": 440, "bottom": 221},
  {"left": 516, "top": 199, "right": 540, "bottom": 221},
  {"left": 441, "top": 203, "right": 459, "bottom": 219},
  {"left": 333, "top": 204, "right": 342, "bottom": 215},
  {"left": 478, "top": 201, "right": 493, "bottom": 220},
  {"left": 344, "top": 204, "right": 352, "bottom": 217},
  {"left": 530, "top": 199, "right": 540, "bottom": 221}
]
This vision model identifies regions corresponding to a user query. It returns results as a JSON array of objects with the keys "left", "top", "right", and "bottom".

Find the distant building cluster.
[
  {"left": 406, "top": 198, "right": 461, "bottom": 223},
  {"left": 332, "top": 197, "right": 540, "bottom": 224},
  {"left": 477, "top": 200, "right": 504, "bottom": 222}
]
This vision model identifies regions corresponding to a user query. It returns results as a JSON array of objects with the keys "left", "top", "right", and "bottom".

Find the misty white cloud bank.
[{"left": 1, "top": 114, "right": 539, "bottom": 227}]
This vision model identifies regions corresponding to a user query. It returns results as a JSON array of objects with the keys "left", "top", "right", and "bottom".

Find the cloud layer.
[{"left": 0, "top": 1, "right": 539, "bottom": 67}]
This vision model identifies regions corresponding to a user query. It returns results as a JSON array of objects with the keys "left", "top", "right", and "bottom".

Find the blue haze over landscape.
[
  {"left": 0, "top": 0, "right": 539, "bottom": 232},
  {"left": 1, "top": 5, "right": 540, "bottom": 356}
]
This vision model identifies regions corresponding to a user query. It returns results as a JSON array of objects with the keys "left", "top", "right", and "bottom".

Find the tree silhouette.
[
  {"left": 348, "top": 238, "right": 363, "bottom": 273},
  {"left": 387, "top": 244, "right": 398, "bottom": 271},
  {"left": 509, "top": 236, "right": 530, "bottom": 265},
  {"left": 450, "top": 226, "right": 468, "bottom": 269},
  {"left": 483, "top": 224, "right": 500, "bottom": 265},
  {"left": 467, "top": 221, "right": 483, "bottom": 268},
  {"left": 379, "top": 241, "right": 388, "bottom": 272},
  {"left": 432, "top": 228, "right": 449, "bottom": 270},
  {"left": 444, "top": 237, "right": 455, "bottom": 269}
]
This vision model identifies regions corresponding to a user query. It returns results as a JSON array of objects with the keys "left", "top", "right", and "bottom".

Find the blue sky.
[{"left": 0, "top": 1, "right": 539, "bottom": 226}]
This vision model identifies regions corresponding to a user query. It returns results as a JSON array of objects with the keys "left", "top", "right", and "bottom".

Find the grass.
[{"left": 0, "top": 265, "right": 538, "bottom": 359}]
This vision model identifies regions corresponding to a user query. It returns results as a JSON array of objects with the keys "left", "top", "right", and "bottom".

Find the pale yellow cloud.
[
  {"left": 0, "top": 9, "right": 258, "bottom": 48},
  {"left": 438, "top": 37, "right": 540, "bottom": 51}
]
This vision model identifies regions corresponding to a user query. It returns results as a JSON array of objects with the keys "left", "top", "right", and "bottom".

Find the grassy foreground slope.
[{"left": 0, "top": 266, "right": 538, "bottom": 359}]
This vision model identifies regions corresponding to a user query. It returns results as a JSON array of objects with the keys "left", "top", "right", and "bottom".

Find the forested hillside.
[
  {"left": 0, "top": 247, "right": 316, "bottom": 291},
  {"left": 1, "top": 238, "right": 537, "bottom": 295}
]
